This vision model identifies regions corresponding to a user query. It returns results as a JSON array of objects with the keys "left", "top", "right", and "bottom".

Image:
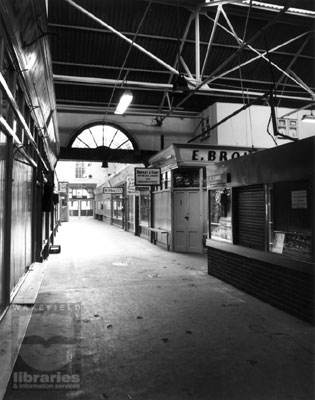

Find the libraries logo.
[{"left": 12, "top": 303, "right": 81, "bottom": 391}]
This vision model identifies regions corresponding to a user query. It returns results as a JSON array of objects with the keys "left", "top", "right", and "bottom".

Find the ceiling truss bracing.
[{"left": 48, "top": 0, "right": 315, "bottom": 121}]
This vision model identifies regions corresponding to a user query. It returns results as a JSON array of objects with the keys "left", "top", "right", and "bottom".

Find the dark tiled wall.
[{"left": 207, "top": 247, "right": 314, "bottom": 324}]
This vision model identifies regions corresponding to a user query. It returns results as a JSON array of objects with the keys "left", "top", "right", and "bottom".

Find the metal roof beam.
[
  {"left": 55, "top": 103, "right": 201, "bottom": 118},
  {"left": 157, "top": 11, "right": 194, "bottom": 112},
  {"left": 160, "top": 3, "right": 290, "bottom": 121},
  {"left": 201, "top": 5, "right": 221, "bottom": 78},
  {"left": 204, "top": 12, "right": 314, "bottom": 97},
  {"left": 195, "top": 7, "right": 201, "bottom": 81},
  {"left": 54, "top": 74, "right": 174, "bottom": 90},
  {"left": 276, "top": 35, "right": 312, "bottom": 100},
  {"left": 49, "top": 23, "right": 314, "bottom": 61},
  {"left": 64, "top": 0, "right": 179, "bottom": 75}
]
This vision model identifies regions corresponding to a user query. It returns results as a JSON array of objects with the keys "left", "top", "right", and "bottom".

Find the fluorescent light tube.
[{"left": 115, "top": 90, "right": 133, "bottom": 115}]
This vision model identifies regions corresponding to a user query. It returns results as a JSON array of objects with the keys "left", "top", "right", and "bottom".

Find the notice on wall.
[
  {"left": 126, "top": 176, "right": 137, "bottom": 195},
  {"left": 134, "top": 168, "right": 161, "bottom": 186},
  {"left": 291, "top": 190, "right": 307, "bottom": 209},
  {"left": 271, "top": 232, "right": 285, "bottom": 254}
]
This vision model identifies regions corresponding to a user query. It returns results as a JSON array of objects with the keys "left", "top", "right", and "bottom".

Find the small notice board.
[{"left": 134, "top": 168, "right": 161, "bottom": 186}]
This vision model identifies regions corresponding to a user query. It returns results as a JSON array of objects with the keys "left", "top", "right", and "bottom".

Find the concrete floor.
[{"left": 2, "top": 218, "right": 314, "bottom": 400}]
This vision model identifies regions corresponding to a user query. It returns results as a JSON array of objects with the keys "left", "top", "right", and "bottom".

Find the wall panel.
[
  {"left": 0, "top": 131, "right": 7, "bottom": 311},
  {"left": 10, "top": 153, "right": 33, "bottom": 291}
]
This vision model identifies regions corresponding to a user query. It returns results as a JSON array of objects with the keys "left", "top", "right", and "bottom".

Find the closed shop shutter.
[{"left": 233, "top": 185, "right": 265, "bottom": 250}]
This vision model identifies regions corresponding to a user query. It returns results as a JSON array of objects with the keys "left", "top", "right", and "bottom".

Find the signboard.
[
  {"left": 126, "top": 177, "right": 137, "bottom": 195},
  {"left": 291, "top": 190, "right": 307, "bottom": 209},
  {"left": 103, "top": 187, "right": 123, "bottom": 194},
  {"left": 134, "top": 168, "right": 161, "bottom": 186}
]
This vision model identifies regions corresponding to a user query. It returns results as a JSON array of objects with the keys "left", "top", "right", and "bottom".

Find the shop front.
[
  {"left": 206, "top": 136, "right": 314, "bottom": 323},
  {"left": 149, "top": 143, "right": 257, "bottom": 253},
  {"left": 94, "top": 164, "right": 149, "bottom": 234}
]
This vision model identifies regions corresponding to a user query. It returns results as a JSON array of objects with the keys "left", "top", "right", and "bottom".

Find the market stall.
[
  {"left": 149, "top": 143, "right": 257, "bottom": 253},
  {"left": 206, "top": 136, "right": 314, "bottom": 323}
]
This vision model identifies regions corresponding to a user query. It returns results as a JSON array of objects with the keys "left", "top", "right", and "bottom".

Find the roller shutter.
[{"left": 233, "top": 185, "right": 265, "bottom": 250}]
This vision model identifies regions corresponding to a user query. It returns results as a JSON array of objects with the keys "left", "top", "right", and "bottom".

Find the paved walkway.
[{"left": 2, "top": 218, "right": 315, "bottom": 399}]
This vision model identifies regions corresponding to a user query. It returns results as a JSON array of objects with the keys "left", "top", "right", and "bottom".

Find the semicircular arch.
[{"left": 68, "top": 121, "right": 139, "bottom": 152}]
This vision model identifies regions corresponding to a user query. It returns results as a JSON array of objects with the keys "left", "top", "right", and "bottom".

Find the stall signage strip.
[{"left": 103, "top": 187, "right": 123, "bottom": 194}]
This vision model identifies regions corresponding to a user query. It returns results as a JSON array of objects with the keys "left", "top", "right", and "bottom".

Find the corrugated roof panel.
[{"left": 49, "top": 0, "right": 315, "bottom": 116}]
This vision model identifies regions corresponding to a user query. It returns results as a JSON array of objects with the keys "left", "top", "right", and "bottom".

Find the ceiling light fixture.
[
  {"left": 301, "top": 110, "right": 315, "bottom": 123},
  {"left": 114, "top": 90, "right": 133, "bottom": 115}
]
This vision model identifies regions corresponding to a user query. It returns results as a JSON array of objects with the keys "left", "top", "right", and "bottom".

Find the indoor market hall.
[
  {"left": 0, "top": 0, "right": 315, "bottom": 399},
  {"left": 0, "top": 218, "right": 314, "bottom": 400}
]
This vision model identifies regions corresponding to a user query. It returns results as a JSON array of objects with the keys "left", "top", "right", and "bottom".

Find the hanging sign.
[
  {"left": 103, "top": 187, "right": 123, "bottom": 194},
  {"left": 134, "top": 168, "right": 161, "bottom": 186}
]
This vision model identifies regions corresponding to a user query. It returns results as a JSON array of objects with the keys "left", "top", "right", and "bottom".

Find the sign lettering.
[
  {"left": 135, "top": 168, "right": 161, "bottom": 186},
  {"left": 191, "top": 149, "right": 251, "bottom": 162}
]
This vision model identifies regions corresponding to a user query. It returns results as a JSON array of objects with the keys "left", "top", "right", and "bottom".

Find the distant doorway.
[{"left": 69, "top": 199, "right": 94, "bottom": 218}]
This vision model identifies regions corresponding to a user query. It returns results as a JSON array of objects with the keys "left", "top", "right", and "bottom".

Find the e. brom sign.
[{"left": 191, "top": 148, "right": 253, "bottom": 162}]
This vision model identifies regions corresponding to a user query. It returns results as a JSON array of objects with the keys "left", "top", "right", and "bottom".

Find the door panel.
[
  {"left": 174, "top": 191, "right": 186, "bottom": 252},
  {"left": 187, "top": 191, "right": 201, "bottom": 252},
  {"left": 174, "top": 191, "right": 202, "bottom": 253}
]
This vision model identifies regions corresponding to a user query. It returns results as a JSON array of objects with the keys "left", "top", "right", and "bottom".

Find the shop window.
[
  {"left": 140, "top": 194, "right": 150, "bottom": 226},
  {"left": 209, "top": 188, "right": 232, "bottom": 242},
  {"left": 104, "top": 198, "right": 111, "bottom": 217},
  {"left": 269, "top": 181, "right": 312, "bottom": 261},
  {"left": 173, "top": 168, "right": 200, "bottom": 188},
  {"left": 160, "top": 172, "right": 170, "bottom": 190},
  {"left": 113, "top": 195, "right": 123, "bottom": 220}
]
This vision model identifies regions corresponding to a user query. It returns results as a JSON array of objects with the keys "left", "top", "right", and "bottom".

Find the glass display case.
[
  {"left": 209, "top": 188, "right": 232, "bottom": 242},
  {"left": 271, "top": 231, "right": 312, "bottom": 261},
  {"left": 269, "top": 181, "right": 312, "bottom": 262}
]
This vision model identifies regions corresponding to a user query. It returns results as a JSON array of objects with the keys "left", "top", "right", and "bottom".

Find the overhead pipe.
[{"left": 64, "top": 0, "right": 179, "bottom": 75}]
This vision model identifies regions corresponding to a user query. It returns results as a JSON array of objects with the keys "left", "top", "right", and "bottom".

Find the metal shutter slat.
[{"left": 234, "top": 185, "right": 265, "bottom": 250}]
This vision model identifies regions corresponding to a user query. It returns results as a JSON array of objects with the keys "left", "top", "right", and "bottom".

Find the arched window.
[{"left": 71, "top": 123, "right": 135, "bottom": 150}]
